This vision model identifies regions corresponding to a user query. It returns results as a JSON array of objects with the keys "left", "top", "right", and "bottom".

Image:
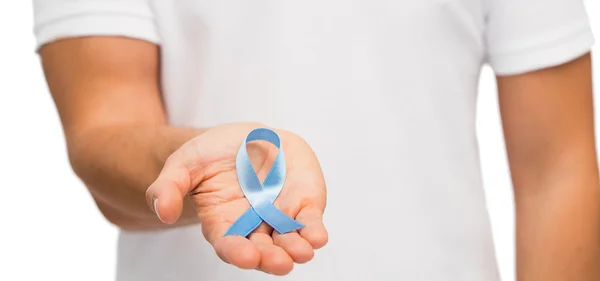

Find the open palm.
[{"left": 146, "top": 123, "right": 328, "bottom": 275}]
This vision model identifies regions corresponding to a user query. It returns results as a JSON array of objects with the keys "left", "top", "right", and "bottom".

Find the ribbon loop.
[{"left": 224, "top": 128, "right": 304, "bottom": 237}]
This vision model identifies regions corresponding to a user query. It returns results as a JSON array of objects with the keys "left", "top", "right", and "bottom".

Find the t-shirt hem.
[
  {"left": 488, "top": 21, "right": 595, "bottom": 76},
  {"left": 34, "top": 1, "right": 160, "bottom": 51}
]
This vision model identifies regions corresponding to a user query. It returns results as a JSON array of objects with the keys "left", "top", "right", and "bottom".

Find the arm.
[
  {"left": 498, "top": 53, "right": 600, "bottom": 280},
  {"left": 40, "top": 37, "right": 328, "bottom": 274},
  {"left": 40, "top": 37, "right": 202, "bottom": 231}
]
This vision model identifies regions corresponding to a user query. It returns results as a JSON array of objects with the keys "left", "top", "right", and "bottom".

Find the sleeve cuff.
[
  {"left": 34, "top": 1, "right": 160, "bottom": 51},
  {"left": 487, "top": 20, "right": 595, "bottom": 76}
]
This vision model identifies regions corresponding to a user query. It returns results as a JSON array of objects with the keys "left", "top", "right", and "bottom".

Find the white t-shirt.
[{"left": 33, "top": 1, "right": 595, "bottom": 280}]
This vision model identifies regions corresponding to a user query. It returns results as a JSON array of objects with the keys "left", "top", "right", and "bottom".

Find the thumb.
[{"left": 145, "top": 154, "right": 195, "bottom": 224}]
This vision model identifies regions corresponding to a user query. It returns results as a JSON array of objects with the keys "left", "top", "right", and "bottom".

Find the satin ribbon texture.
[{"left": 223, "top": 128, "right": 304, "bottom": 237}]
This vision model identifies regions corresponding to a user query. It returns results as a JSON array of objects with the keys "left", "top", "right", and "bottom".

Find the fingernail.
[{"left": 153, "top": 198, "right": 165, "bottom": 223}]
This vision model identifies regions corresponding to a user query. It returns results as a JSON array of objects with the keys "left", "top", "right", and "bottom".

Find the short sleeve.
[
  {"left": 33, "top": 0, "right": 160, "bottom": 50},
  {"left": 484, "top": 0, "right": 595, "bottom": 76}
]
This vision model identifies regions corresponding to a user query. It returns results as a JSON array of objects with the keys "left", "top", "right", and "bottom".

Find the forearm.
[
  {"left": 514, "top": 160, "right": 600, "bottom": 280},
  {"left": 36, "top": 37, "right": 202, "bottom": 231},
  {"left": 68, "top": 124, "right": 205, "bottom": 231}
]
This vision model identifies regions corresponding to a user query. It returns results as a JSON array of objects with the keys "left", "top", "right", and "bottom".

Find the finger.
[
  {"left": 248, "top": 231, "right": 274, "bottom": 245},
  {"left": 249, "top": 232, "right": 294, "bottom": 275},
  {"left": 296, "top": 206, "right": 328, "bottom": 249},
  {"left": 213, "top": 235, "right": 261, "bottom": 270},
  {"left": 272, "top": 231, "right": 314, "bottom": 264},
  {"left": 145, "top": 153, "right": 193, "bottom": 224},
  {"left": 210, "top": 220, "right": 261, "bottom": 270}
]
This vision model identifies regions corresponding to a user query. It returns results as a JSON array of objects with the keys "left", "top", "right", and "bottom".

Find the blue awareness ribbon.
[{"left": 223, "top": 128, "right": 304, "bottom": 237}]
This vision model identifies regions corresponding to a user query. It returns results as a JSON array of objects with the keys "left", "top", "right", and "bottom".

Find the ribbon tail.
[
  {"left": 223, "top": 208, "right": 263, "bottom": 237},
  {"left": 254, "top": 204, "right": 304, "bottom": 234}
]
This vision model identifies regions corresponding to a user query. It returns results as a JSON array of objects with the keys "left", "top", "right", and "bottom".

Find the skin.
[
  {"left": 40, "top": 36, "right": 327, "bottom": 275},
  {"left": 40, "top": 36, "right": 599, "bottom": 279},
  {"left": 498, "top": 53, "right": 600, "bottom": 280}
]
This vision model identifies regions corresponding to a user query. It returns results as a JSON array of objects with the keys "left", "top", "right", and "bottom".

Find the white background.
[{"left": 0, "top": 1, "right": 598, "bottom": 281}]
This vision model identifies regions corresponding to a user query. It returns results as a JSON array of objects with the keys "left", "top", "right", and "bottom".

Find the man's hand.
[
  {"left": 146, "top": 122, "right": 328, "bottom": 275},
  {"left": 40, "top": 37, "right": 328, "bottom": 273}
]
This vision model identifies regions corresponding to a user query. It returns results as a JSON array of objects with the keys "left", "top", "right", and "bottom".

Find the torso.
[{"left": 117, "top": 1, "right": 500, "bottom": 280}]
